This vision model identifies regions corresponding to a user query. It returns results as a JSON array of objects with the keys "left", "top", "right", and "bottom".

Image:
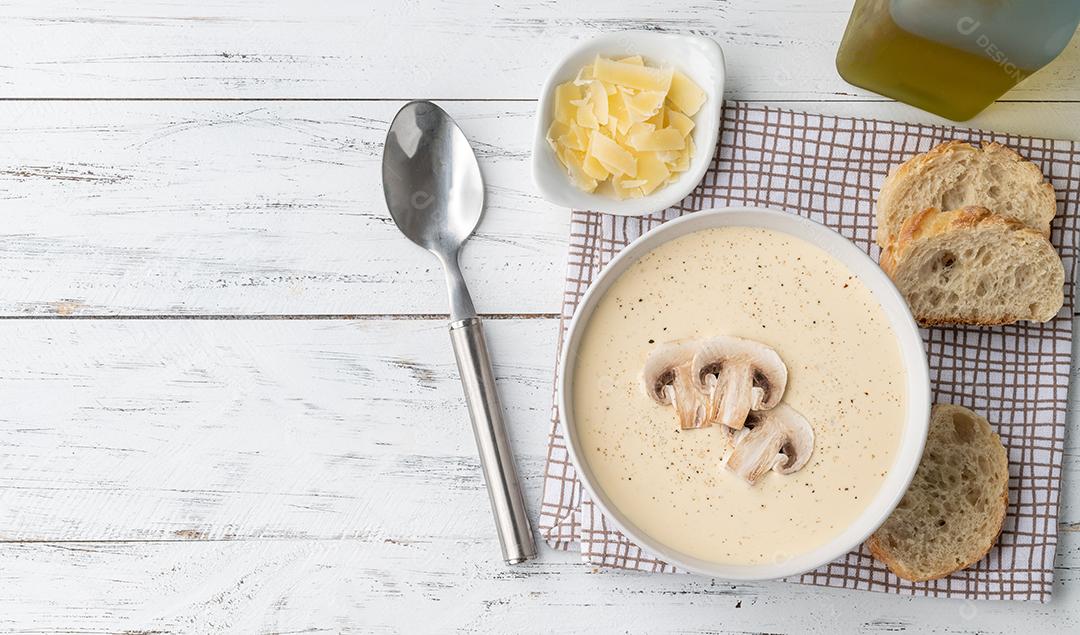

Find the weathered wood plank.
[
  {"left": 1, "top": 318, "right": 1078, "bottom": 543},
  {"left": 0, "top": 100, "right": 568, "bottom": 316},
  {"left": 1, "top": 0, "right": 1078, "bottom": 101},
  {"left": 0, "top": 318, "right": 555, "bottom": 540},
  {"left": 0, "top": 533, "right": 1077, "bottom": 633},
  {"left": 1, "top": 100, "right": 1079, "bottom": 317}
]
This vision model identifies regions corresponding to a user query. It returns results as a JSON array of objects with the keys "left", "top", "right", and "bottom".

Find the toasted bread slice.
[
  {"left": 881, "top": 206, "right": 1064, "bottom": 326},
  {"left": 867, "top": 404, "right": 1009, "bottom": 582},
  {"left": 876, "top": 141, "right": 1056, "bottom": 247}
]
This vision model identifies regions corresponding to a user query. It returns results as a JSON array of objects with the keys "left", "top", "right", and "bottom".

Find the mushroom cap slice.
[
  {"left": 725, "top": 403, "right": 814, "bottom": 485},
  {"left": 690, "top": 336, "right": 787, "bottom": 430},
  {"left": 640, "top": 340, "right": 708, "bottom": 429}
]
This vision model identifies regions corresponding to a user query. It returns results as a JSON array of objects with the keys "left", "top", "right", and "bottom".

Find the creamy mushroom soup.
[{"left": 572, "top": 226, "right": 907, "bottom": 565}]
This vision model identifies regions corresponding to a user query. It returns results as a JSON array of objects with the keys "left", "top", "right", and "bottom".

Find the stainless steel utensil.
[{"left": 382, "top": 100, "right": 537, "bottom": 564}]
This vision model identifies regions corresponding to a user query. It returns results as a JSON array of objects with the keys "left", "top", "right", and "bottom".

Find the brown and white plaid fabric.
[{"left": 539, "top": 102, "right": 1079, "bottom": 602}]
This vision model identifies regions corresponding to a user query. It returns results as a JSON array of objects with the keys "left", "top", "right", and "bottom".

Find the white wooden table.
[{"left": 0, "top": 2, "right": 1078, "bottom": 632}]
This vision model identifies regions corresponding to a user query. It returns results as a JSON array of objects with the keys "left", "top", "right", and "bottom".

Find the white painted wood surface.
[
  {"left": 2, "top": 0, "right": 1078, "bottom": 100},
  {"left": 0, "top": 1, "right": 1078, "bottom": 632}
]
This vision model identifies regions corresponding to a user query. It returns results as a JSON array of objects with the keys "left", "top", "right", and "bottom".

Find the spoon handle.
[{"left": 448, "top": 317, "right": 538, "bottom": 564}]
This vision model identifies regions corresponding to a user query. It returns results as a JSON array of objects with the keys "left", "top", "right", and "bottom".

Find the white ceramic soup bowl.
[{"left": 558, "top": 207, "right": 931, "bottom": 580}]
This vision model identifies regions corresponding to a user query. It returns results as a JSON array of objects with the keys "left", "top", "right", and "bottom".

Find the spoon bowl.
[{"left": 383, "top": 101, "right": 485, "bottom": 254}]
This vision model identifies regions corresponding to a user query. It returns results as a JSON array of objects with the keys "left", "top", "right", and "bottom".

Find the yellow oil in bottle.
[{"left": 835, "top": 0, "right": 1077, "bottom": 121}]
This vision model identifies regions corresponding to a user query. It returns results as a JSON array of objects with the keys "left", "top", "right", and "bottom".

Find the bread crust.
[
  {"left": 866, "top": 488, "right": 1009, "bottom": 582},
  {"left": 866, "top": 404, "right": 1009, "bottom": 582},
  {"left": 894, "top": 205, "right": 1031, "bottom": 257},
  {"left": 876, "top": 141, "right": 1056, "bottom": 247},
  {"left": 880, "top": 205, "right": 1061, "bottom": 326},
  {"left": 883, "top": 205, "right": 1018, "bottom": 263},
  {"left": 877, "top": 141, "right": 974, "bottom": 246}
]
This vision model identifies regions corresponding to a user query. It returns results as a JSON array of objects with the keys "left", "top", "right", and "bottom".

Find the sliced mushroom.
[
  {"left": 725, "top": 404, "right": 814, "bottom": 485},
  {"left": 690, "top": 336, "right": 787, "bottom": 430},
  {"left": 640, "top": 340, "right": 709, "bottom": 429}
]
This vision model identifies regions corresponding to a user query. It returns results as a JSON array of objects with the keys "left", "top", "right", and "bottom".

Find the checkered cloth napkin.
[{"left": 538, "top": 102, "right": 1079, "bottom": 602}]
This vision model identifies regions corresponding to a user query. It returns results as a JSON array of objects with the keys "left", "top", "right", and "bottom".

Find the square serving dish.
[{"left": 531, "top": 32, "right": 726, "bottom": 216}]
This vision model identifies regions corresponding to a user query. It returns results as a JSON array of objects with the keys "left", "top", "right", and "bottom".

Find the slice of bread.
[
  {"left": 876, "top": 141, "right": 1056, "bottom": 247},
  {"left": 881, "top": 206, "right": 1064, "bottom": 326},
  {"left": 867, "top": 404, "right": 1009, "bottom": 582}
]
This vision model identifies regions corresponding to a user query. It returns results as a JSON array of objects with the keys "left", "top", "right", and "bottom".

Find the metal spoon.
[{"left": 382, "top": 101, "right": 537, "bottom": 564}]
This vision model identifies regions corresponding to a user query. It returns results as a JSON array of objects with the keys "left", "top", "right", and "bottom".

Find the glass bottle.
[{"left": 836, "top": 0, "right": 1080, "bottom": 121}]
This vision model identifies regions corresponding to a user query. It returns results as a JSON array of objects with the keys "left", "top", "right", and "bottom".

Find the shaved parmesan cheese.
[
  {"left": 667, "top": 110, "right": 695, "bottom": 137},
  {"left": 557, "top": 122, "right": 588, "bottom": 152},
  {"left": 594, "top": 57, "right": 673, "bottom": 93},
  {"left": 560, "top": 147, "right": 598, "bottom": 192},
  {"left": 573, "top": 64, "right": 596, "bottom": 86},
  {"left": 628, "top": 127, "right": 685, "bottom": 152},
  {"left": 626, "top": 91, "right": 666, "bottom": 119},
  {"left": 607, "top": 90, "right": 631, "bottom": 134},
  {"left": 589, "top": 131, "right": 637, "bottom": 177},
  {"left": 644, "top": 107, "right": 665, "bottom": 130},
  {"left": 554, "top": 82, "right": 581, "bottom": 125},
  {"left": 575, "top": 102, "right": 599, "bottom": 129},
  {"left": 611, "top": 175, "right": 644, "bottom": 200},
  {"left": 546, "top": 121, "right": 568, "bottom": 151},
  {"left": 672, "top": 136, "right": 693, "bottom": 172},
  {"left": 546, "top": 55, "right": 706, "bottom": 198},
  {"left": 655, "top": 149, "right": 681, "bottom": 164},
  {"left": 625, "top": 121, "right": 655, "bottom": 138},
  {"left": 667, "top": 70, "right": 707, "bottom": 117},
  {"left": 582, "top": 150, "right": 612, "bottom": 181},
  {"left": 587, "top": 81, "right": 609, "bottom": 126},
  {"left": 636, "top": 153, "right": 671, "bottom": 195}
]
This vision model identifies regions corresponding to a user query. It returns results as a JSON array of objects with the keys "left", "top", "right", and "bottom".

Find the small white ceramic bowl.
[
  {"left": 532, "top": 32, "right": 726, "bottom": 216},
  {"left": 558, "top": 207, "right": 931, "bottom": 580}
]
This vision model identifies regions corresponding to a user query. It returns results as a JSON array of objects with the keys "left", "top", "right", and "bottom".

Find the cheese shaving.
[
  {"left": 546, "top": 55, "right": 705, "bottom": 199},
  {"left": 627, "top": 127, "right": 685, "bottom": 152},
  {"left": 667, "top": 70, "right": 707, "bottom": 117}
]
